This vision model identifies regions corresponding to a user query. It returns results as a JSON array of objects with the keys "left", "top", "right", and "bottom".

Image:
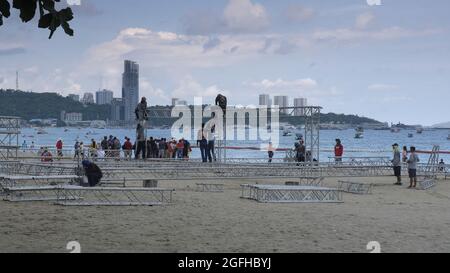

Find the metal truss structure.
[
  {"left": 423, "top": 145, "right": 440, "bottom": 179},
  {"left": 195, "top": 183, "right": 224, "bottom": 193},
  {"left": 280, "top": 106, "right": 321, "bottom": 163},
  {"left": 418, "top": 179, "right": 437, "bottom": 190},
  {"left": 338, "top": 181, "right": 373, "bottom": 194},
  {"left": 3, "top": 185, "right": 80, "bottom": 202},
  {"left": 0, "top": 175, "right": 79, "bottom": 191},
  {"left": 241, "top": 184, "right": 343, "bottom": 203},
  {"left": 0, "top": 116, "right": 20, "bottom": 161},
  {"left": 55, "top": 186, "right": 175, "bottom": 206}
]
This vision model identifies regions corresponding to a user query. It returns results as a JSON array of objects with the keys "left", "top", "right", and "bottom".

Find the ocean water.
[{"left": 18, "top": 127, "right": 450, "bottom": 162}]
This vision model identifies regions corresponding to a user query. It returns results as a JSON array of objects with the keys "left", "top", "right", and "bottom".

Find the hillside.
[{"left": 0, "top": 89, "right": 110, "bottom": 121}]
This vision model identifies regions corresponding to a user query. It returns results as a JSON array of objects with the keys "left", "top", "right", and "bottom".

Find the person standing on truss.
[{"left": 135, "top": 97, "right": 149, "bottom": 160}]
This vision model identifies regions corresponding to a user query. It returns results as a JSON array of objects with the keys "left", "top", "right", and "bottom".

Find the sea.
[{"left": 19, "top": 127, "right": 450, "bottom": 162}]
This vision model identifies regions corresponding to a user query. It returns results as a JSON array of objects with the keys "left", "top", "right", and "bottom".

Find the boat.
[
  {"left": 36, "top": 128, "right": 48, "bottom": 135},
  {"left": 391, "top": 127, "right": 401, "bottom": 133},
  {"left": 354, "top": 132, "right": 364, "bottom": 139},
  {"left": 447, "top": 134, "right": 450, "bottom": 140},
  {"left": 416, "top": 127, "right": 424, "bottom": 134},
  {"left": 408, "top": 133, "right": 414, "bottom": 138},
  {"left": 282, "top": 130, "right": 293, "bottom": 137}
]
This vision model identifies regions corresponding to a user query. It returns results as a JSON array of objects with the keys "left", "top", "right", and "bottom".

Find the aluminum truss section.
[
  {"left": 195, "top": 183, "right": 224, "bottom": 192},
  {"left": 338, "top": 181, "right": 373, "bottom": 194},
  {"left": 0, "top": 116, "right": 20, "bottom": 161},
  {"left": 280, "top": 106, "right": 322, "bottom": 163},
  {"left": 3, "top": 185, "right": 81, "bottom": 202},
  {"left": 55, "top": 186, "right": 175, "bottom": 206},
  {"left": 423, "top": 146, "right": 440, "bottom": 179},
  {"left": 241, "top": 184, "right": 343, "bottom": 203},
  {"left": 100, "top": 164, "right": 398, "bottom": 181}
]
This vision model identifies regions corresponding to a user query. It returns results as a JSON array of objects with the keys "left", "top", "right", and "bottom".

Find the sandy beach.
[{"left": 1, "top": 176, "right": 449, "bottom": 253}]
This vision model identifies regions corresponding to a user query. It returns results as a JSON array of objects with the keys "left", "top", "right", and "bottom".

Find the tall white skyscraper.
[
  {"left": 294, "top": 98, "right": 308, "bottom": 116},
  {"left": 96, "top": 89, "right": 114, "bottom": 105},
  {"left": 274, "top": 96, "right": 289, "bottom": 114},
  {"left": 122, "top": 60, "right": 139, "bottom": 121},
  {"left": 259, "top": 94, "right": 271, "bottom": 106}
]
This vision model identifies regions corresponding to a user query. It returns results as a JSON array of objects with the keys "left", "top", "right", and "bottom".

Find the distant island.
[{"left": 1, "top": 89, "right": 384, "bottom": 128}]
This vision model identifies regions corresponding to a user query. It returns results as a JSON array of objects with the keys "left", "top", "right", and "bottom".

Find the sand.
[{"left": 1, "top": 176, "right": 450, "bottom": 253}]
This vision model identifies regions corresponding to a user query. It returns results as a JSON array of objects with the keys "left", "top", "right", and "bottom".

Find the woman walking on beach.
[{"left": 407, "top": 146, "right": 420, "bottom": 189}]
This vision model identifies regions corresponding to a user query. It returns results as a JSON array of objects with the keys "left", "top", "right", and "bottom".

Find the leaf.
[
  {"left": 59, "top": 7, "right": 73, "bottom": 21},
  {"left": 61, "top": 21, "right": 73, "bottom": 36},
  {"left": 17, "top": 0, "right": 37, "bottom": 22},
  {"left": 41, "top": 0, "right": 55, "bottom": 11},
  {"left": 38, "top": 13, "right": 52, "bottom": 28},
  {"left": 0, "top": 0, "right": 11, "bottom": 18}
]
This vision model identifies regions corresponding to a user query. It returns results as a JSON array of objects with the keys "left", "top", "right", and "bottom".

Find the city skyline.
[{"left": 1, "top": 0, "right": 449, "bottom": 125}]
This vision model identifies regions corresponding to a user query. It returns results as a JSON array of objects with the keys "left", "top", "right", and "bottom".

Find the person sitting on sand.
[
  {"left": 407, "top": 146, "right": 420, "bottom": 189},
  {"left": 40, "top": 148, "right": 53, "bottom": 163},
  {"left": 81, "top": 160, "right": 103, "bottom": 187}
]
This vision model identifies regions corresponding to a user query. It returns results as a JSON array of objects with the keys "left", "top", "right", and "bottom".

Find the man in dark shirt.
[{"left": 82, "top": 160, "right": 103, "bottom": 187}]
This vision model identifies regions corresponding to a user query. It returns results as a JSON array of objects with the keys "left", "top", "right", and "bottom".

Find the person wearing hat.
[
  {"left": 81, "top": 160, "right": 103, "bottom": 187},
  {"left": 392, "top": 143, "right": 402, "bottom": 185}
]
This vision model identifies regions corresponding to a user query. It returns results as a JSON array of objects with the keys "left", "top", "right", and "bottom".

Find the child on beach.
[{"left": 407, "top": 146, "right": 420, "bottom": 188}]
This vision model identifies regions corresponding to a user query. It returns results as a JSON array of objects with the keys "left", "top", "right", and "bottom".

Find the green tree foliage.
[
  {"left": 0, "top": 89, "right": 110, "bottom": 121},
  {"left": 0, "top": 0, "right": 74, "bottom": 39}
]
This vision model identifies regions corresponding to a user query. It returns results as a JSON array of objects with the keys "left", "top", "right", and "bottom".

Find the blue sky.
[{"left": 0, "top": 0, "right": 449, "bottom": 125}]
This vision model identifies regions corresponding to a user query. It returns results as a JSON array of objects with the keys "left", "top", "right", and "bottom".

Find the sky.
[{"left": 0, "top": 0, "right": 449, "bottom": 126}]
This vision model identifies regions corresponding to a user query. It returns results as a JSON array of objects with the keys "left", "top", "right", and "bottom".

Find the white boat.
[
  {"left": 354, "top": 132, "right": 364, "bottom": 139},
  {"left": 36, "top": 128, "right": 48, "bottom": 135},
  {"left": 391, "top": 128, "right": 401, "bottom": 133},
  {"left": 447, "top": 134, "right": 450, "bottom": 140},
  {"left": 416, "top": 127, "right": 424, "bottom": 134},
  {"left": 282, "top": 130, "right": 293, "bottom": 137}
]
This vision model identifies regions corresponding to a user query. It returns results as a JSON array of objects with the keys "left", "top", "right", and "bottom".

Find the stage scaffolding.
[{"left": 0, "top": 116, "right": 20, "bottom": 161}]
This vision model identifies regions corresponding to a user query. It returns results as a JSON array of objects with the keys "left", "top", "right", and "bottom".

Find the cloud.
[
  {"left": 0, "top": 47, "right": 26, "bottom": 56},
  {"left": 313, "top": 27, "right": 440, "bottom": 42},
  {"left": 368, "top": 84, "right": 399, "bottom": 91},
  {"left": 140, "top": 78, "right": 169, "bottom": 104},
  {"left": 172, "top": 75, "right": 228, "bottom": 103},
  {"left": 355, "top": 12, "right": 375, "bottom": 29},
  {"left": 182, "top": 0, "right": 269, "bottom": 35},
  {"left": 248, "top": 78, "right": 318, "bottom": 90},
  {"left": 284, "top": 5, "right": 315, "bottom": 23},
  {"left": 66, "top": 0, "right": 102, "bottom": 17},
  {"left": 223, "top": 0, "right": 269, "bottom": 33}
]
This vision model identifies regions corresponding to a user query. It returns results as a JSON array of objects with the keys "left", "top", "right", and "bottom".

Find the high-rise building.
[
  {"left": 294, "top": 98, "right": 308, "bottom": 116},
  {"left": 67, "top": 94, "right": 80, "bottom": 102},
  {"left": 274, "top": 96, "right": 289, "bottom": 114},
  {"left": 81, "top": 92, "right": 95, "bottom": 105},
  {"left": 96, "top": 89, "right": 114, "bottom": 105},
  {"left": 110, "top": 98, "right": 125, "bottom": 121},
  {"left": 259, "top": 94, "right": 271, "bottom": 107},
  {"left": 122, "top": 60, "right": 139, "bottom": 121}
]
